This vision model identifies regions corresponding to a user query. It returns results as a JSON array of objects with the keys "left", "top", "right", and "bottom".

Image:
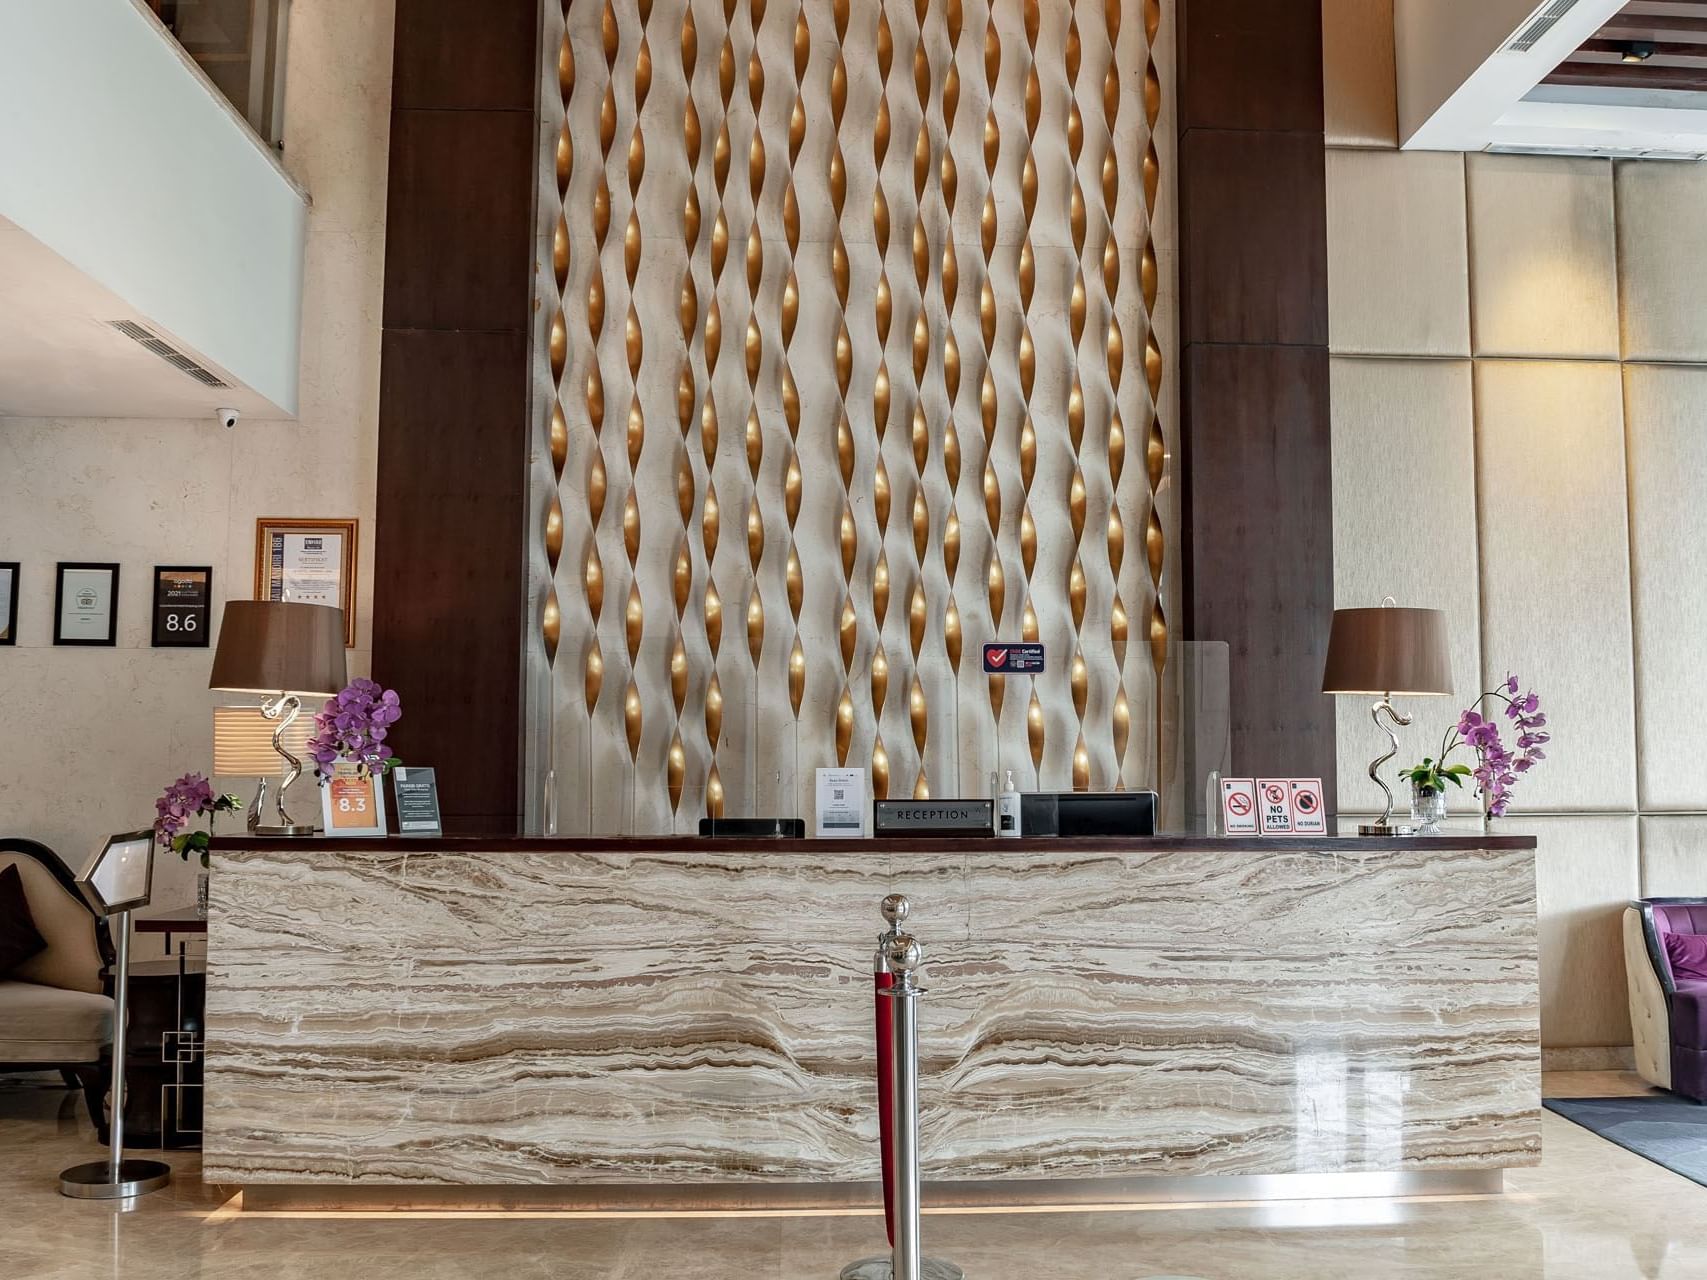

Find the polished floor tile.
[{"left": 2, "top": 1072, "right": 1700, "bottom": 1279}]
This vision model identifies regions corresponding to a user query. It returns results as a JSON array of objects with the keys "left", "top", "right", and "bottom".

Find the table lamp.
[
  {"left": 59, "top": 831, "right": 171, "bottom": 1200},
  {"left": 1321, "top": 600, "right": 1452, "bottom": 835},
  {"left": 209, "top": 601, "right": 346, "bottom": 836}
]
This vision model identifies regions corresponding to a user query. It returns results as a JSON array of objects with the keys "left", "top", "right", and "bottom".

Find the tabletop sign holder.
[
  {"left": 1219, "top": 778, "right": 1260, "bottom": 835},
  {"left": 1288, "top": 779, "right": 1328, "bottom": 835},
  {"left": 816, "top": 768, "right": 866, "bottom": 837},
  {"left": 392, "top": 766, "right": 442, "bottom": 836},
  {"left": 320, "top": 761, "right": 387, "bottom": 837},
  {"left": 1222, "top": 778, "right": 1327, "bottom": 836}
]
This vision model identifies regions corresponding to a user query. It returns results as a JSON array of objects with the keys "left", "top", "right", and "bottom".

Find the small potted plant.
[
  {"left": 1402, "top": 674, "right": 1549, "bottom": 830},
  {"left": 152, "top": 772, "right": 242, "bottom": 916}
]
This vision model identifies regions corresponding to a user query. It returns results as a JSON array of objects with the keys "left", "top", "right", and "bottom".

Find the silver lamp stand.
[
  {"left": 253, "top": 692, "right": 316, "bottom": 836},
  {"left": 61, "top": 837, "right": 172, "bottom": 1199}
]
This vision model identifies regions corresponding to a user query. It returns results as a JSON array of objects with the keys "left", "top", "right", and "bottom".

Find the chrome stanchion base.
[
  {"left": 59, "top": 1158, "right": 172, "bottom": 1200},
  {"left": 839, "top": 1257, "right": 964, "bottom": 1280}
]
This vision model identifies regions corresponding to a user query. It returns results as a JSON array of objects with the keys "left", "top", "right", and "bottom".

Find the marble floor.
[{"left": 1, "top": 1072, "right": 1700, "bottom": 1280}]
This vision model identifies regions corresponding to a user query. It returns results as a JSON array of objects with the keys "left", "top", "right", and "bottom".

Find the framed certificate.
[
  {"left": 0, "top": 562, "right": 17, "bottom": 645},
  {"left": 254, "top": 518, "right": 357, "bottom": 647},
  {"left": 151, "top": 565, "right": 212, "bottom": 648},
  {"left": 320, "top": 760, "right": 388, "bottom": 837},
  {"left": 53, "top": 562, "right": 119, "bottom": 646}
]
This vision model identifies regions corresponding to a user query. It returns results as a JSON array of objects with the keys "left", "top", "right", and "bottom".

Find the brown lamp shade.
[
  {"left": 1321, "top": 606, "right": 1453, "bottom": 696},
  {"left": 208, "top": 601, "right": 347, "bottom": 696}
]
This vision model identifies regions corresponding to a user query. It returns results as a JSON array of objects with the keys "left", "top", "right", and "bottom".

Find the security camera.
[{"left": 217, "top": 407, "right": 240, "bottom": 429}]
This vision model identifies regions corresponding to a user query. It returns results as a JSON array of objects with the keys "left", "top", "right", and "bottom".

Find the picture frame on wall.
[
  {"left": 253, "top": 518, "right": 358, "bottom": 647},
  {"left": 151, "top": 565, "right": 213, "bottom": 648},
  {"left": 53, "top": 562, "right": 120, "bottom": 647},
  {"left": 0, "top": 562, "right": 18, "bottom": 645}
]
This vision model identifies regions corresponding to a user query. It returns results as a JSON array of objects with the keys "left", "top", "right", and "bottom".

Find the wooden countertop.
[{"left": 210, "top": 832, "right": 1537, "bottom": 854}]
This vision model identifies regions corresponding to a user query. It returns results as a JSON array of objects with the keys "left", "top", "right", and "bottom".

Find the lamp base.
[
  {"left": 253, "top": 822, "right": 319, "bottom": 837},
  {"left": 1358, "top": 822, "right": 1405, "bottom": 837},
  {"left": 59, "top": 1158, "right": 171, "bottom": 1199}
]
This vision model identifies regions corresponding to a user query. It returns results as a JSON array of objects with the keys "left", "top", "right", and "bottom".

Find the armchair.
[
  {"left": 0, "top": 839, "right": 115, "bottom": 1137},
  {"left": 1624, "top": 898, "right": 1707, "bottom": 1102}
]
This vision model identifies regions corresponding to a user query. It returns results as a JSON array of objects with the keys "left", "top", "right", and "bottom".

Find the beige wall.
[
  {"left": 1325, "top": 0, "right": 1707, "bottom": 1051},
  {"left": 534, "top": 0, "right": 1180, "bottom": 832},
  {"left": 0, "top": 2, "right": 393, "bottom": 916}
]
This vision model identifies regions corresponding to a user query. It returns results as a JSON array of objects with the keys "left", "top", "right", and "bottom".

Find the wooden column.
[
  {"left": 372, "top": 1, "right": 539, "bottom": 832},
  {"left": 1176, "top": 0, "right": 1337, "bottom": 811}
]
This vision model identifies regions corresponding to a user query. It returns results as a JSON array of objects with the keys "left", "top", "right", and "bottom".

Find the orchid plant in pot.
[
  {"left": 1401, "top": 674, "right": 1549, "bottom": 831},
  {"left": 153, "top": 772, "right": 242, "bottom": 916}
]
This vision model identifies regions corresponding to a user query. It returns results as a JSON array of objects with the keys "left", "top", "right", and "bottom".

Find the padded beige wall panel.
[
  {"left": 1616, "top": 160, "right": 1707, "bottom": 363},
  {"left": 1467, "top": 155, "right": 1617, "bottom": 360},
  {"left": 1326, "top": 149, "right": 1468, "bottom": 357},
  {"left": 1640, "top": 816, "right": 1707, "bottom": 899},
  {"left": 1323, "top": 0, "right": 1397, "bottom": 148},
  {"left": 1330, "top": 357, "right": 1481, "bottom": 814},
  {"left": 1523, "top": 815, "right": 1638, "bottom": 1049},
  {"left": 1474, "top": 360, "right": 1635, "bottom": 812},
  {"left": 1625, "top": 365, "right": 1707, "bottom": 811}
]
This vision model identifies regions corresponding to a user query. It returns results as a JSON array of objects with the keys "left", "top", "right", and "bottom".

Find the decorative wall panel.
[{"left": 535, "top": 0, "right": 1175, "bottom": 830}]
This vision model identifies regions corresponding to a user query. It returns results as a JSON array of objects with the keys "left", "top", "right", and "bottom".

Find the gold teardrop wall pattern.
[
  {"left": 541, "top": 0, "right": 1171, "bottom": 829},
  {"left": 544, "top": 4, "right": 575, "bottom": 710},
  {"left": 979, "top": 3, "right": 1005, "bottom": 757}
]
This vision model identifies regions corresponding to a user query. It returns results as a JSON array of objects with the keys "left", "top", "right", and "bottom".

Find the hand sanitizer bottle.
[{"left": 997, "top": 769, "right": 1021, "bottom": 838}]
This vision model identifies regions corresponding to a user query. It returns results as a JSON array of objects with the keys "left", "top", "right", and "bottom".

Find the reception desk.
[{"left": 202, "top": 833, "right": 1539, "bottom": 1204}]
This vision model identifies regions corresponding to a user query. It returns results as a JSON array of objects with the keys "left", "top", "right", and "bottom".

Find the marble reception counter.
[{"left": 201, "top": 834, "right": 1540, "bottom": 1196}]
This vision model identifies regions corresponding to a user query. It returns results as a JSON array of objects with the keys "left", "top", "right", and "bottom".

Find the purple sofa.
[{"left": 1628, "top": 898, "right": 1707, "bottom": 1102}]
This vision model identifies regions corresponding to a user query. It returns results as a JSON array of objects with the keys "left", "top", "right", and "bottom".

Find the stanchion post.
[
  {"left": 886, "top": 932, "right": 924, "bottom": 1280},
  {"left": 842, "top": 899, "right": 963, "bottom": 1280}
]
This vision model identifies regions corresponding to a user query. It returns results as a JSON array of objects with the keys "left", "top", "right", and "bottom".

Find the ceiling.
[
  {"left": 1545, "top": 1, "right": 1707, "bottom": 93},
  {"left": 1399, "top": 0, "right": 1707, "bottom": 156},
  {"left": 0, "top": 215, "right": 279, "bottom": 421}
]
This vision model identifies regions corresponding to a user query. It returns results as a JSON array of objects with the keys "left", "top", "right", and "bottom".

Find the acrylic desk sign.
[
  {"left": 392, "top": 766, "right": 442, "bottom": 836},
  {"left": 815, "top": 767, "right": 866, "bottom": 837},
  {"left": 1220, "top": 777, "right": 1259, "bottom": 835},
  {"left": 1255, "top": 779, "right": 1295, "bottom": 835},
  {"left": 1288, "top": 779, "right": 1328, "bottom": 835},
  {"left": 321, "top": 760, "right": 388, "bottom": 837}
]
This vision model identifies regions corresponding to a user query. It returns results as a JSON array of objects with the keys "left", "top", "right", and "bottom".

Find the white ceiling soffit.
[
  {"left": 0, "top": 216, "right": 278, "bottom": 421},
  {"left": 1396, "top": 0, "right": 1707, "bottom": 158}
]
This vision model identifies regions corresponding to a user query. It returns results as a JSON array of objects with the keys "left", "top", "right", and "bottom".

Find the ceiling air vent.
[
  {"left": 1506, "top": 0, "right": 1581, "bottom": 53},
  {"left": 106, "top": 320, "right": 228, "bottom": 388}
]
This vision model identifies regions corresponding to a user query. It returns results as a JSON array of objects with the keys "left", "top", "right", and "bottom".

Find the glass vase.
[
  {"left": 196, "top": 871, "right": 210, "bottom": 919},
  {"left": 1409, "top": 782, "right": 1447, "bottom": 835}
]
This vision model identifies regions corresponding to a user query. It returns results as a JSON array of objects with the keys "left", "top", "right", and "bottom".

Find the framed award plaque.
[
  {"left": 151, "top": 565, "right": 212, "bottom": 648},
  {"left": 254, "top": 518, "right": 358, "bottom": 647},
  {"left": 53, "top": 562, "right": 119, "bottom": 647},
  {"left": 0, "top": 562, "right": 17, "bottom": 645}
]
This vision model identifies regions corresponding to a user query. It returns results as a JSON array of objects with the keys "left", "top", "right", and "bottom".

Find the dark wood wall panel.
[
  {"left": 372, "top": 0, "right": 539, "bottom": 833},
  {"left": 1176, "top": 0, "right": 1337, "bottom": 811}
]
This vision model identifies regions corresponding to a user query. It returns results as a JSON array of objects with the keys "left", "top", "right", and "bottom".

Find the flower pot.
[{"left": 1409, "top": 782, "right": 1447, "bottom": 835}]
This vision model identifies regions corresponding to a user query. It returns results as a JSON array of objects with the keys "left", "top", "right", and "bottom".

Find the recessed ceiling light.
[{"left": 1621, "top": 41, "right": 1656, "bottom": 63}]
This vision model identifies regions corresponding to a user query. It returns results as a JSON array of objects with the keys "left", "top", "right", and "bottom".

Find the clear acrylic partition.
[{"left": 1152, "top": 640, "right": 1232, "bottom": 835}]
